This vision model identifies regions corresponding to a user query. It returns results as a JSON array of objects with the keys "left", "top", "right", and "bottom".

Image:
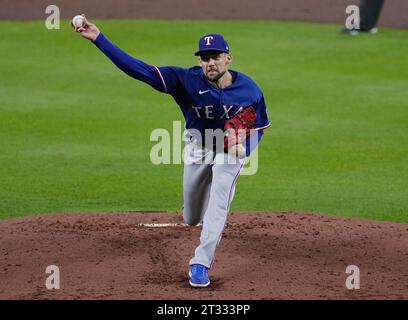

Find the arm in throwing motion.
[{"left": 73, "top": 15, "right": 171, "bottom": 93}]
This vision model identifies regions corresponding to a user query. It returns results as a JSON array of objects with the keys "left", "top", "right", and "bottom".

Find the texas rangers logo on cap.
[
  {"left": 204, "top": 36, "right": 214, "bottom": 46},
  {"left": 195, "top": 34, "right": 230, "bottom": 56}
]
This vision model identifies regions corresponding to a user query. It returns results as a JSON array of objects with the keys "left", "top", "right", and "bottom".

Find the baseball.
[{"left": 72, "top": 15, "right": 85, "bottom": 28}]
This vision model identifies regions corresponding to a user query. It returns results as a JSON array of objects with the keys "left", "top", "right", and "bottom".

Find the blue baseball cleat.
[{"left": 189, "top": 264, "right": 210, "bottom": 287}]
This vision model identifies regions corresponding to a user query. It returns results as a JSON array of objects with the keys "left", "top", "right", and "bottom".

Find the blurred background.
[{"left": 0, "top": 0, "right": 407, "bottom": 28}]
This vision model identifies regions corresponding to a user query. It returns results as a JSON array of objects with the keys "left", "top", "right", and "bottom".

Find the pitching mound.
[{"left": 0, "top": 212, "right": 407, "bottom": 300}]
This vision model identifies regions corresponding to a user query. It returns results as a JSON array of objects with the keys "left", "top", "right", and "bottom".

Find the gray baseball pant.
[{"left": 182, "top": 132, "right": 245, "bottom": 268}]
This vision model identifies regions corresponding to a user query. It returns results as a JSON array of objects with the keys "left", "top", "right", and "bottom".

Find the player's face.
[{"left": 199, "top": 52, "right": 232, "bottom": 82}]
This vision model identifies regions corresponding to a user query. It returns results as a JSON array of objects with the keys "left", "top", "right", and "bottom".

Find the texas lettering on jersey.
[{"left": 191, "top": 105, "right": 242, "bottom": 120}]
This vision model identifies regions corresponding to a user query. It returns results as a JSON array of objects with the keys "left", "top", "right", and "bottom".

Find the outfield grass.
[{"left": 0, "top": 20, "right": 407, "bottom": 222}]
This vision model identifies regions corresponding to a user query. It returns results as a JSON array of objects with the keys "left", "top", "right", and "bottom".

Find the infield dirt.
[{"left": 1, "top": 211, "right": 407, "bottom": 299}]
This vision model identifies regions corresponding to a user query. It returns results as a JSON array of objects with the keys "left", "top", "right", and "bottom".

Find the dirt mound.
[{"left": 0, "top": 211, "right": 407, "bottom": 300}]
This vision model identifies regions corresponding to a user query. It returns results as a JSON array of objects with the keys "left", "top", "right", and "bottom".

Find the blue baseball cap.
[{"left": 194, "top": 34, "right": 230, "bottom": 56}]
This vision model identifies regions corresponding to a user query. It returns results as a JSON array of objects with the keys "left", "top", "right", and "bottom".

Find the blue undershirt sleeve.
[{"left": 93, "top": 32, "right": 166, "bottom": 92}]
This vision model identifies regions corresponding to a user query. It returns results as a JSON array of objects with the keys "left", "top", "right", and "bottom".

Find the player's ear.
[
  {"left": 226, "top": 53, "right": 232, "bottom": 65},
  {"left": 198, "top": 57, "right": 203, "bottom": 67}
]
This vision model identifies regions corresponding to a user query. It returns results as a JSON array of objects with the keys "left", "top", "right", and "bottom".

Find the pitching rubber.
[{"left": 137, "top": 223, "right": 189, "bottom": 228}]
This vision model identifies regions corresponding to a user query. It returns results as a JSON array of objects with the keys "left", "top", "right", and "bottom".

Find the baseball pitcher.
[{"left": 73, "top": 16, "right": 270, "bottom": 288}]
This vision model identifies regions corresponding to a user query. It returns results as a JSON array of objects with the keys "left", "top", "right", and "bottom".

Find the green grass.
[{"left": 0, "top": 20, "right": 407, "bottom": 222}]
